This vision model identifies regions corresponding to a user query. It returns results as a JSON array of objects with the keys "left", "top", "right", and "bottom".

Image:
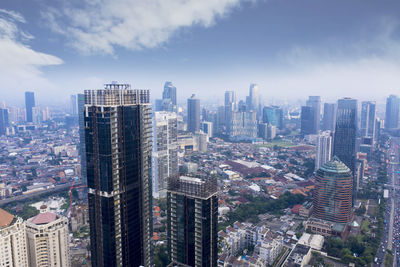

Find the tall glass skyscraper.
[
  {"left": 322, "top": 103, "right": 336, "bottom": 131},
  {"left": 153, "top": 111, "right": 178, "bottom": 198},
  {"left": 77, "top": 94, "right": 86, "bottom": 185},
  {"left": 385, "top": 95, "right": 400, "bottom": 130},
  {"left": 163, "top": 81, "right": 177, "bottom": 106},
  {"left": 84, "top": 84, "right": 153, "bottom": 267},
  {"left": 187, "top": 94, "right": 200, "bottom": 133},
  {"left": 333, "top": 97, "right": 357, "bottom": 174},
  {"left": 167, "top": 175, "right": 218, "bottom": 267},
  {"left": 333, "top": 97, "right": 357, "bottom": 205},
  {"left": 306, "top": 96, "right": 321, "bottom": 134},
  {"left": 360, "top": 101, "right": 376, "bottom": 138},
  {"left": 25, "top": 91, "right": 35, "bottom": 123},
  {"left": 313, "top": 156, "right": 353, "bottom": 223}
]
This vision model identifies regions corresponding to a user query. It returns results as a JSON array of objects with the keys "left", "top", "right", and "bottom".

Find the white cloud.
[
  {"left": 44, "top": 0, "right": 248, "bottom": 54},
  {"left": 0, "top": 9, "right": 63, "bottom": 102}
]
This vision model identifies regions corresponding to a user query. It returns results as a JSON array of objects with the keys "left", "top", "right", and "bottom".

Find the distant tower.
[
  {"left": 247, "top": 84, "right": 259, "bottom": 113},
  {"left": 0, "top": 108, "right": 9, "bottom": 135},
  {"left": 224, "top": 91, "right": 236, "bottom": 132},
  {"left": 25, "top": 91, "right": 35, "bottom": 122},
  {"left": 322, "top": 103, "right": 336, "bottom": 131},
  {"left": 0, "top": 209, "right": 29, "bottom": 267},
  {"left": 262, "top": 106, "right": 284, "bottom": 130},
  {"left": 306, "top": 96, "right": 321, "bottom": 133},
  {"left": 333, "top": 98, "right": 357, "bottom": 174},
  {"left": 385, "top": 95, "right": 400, "bottom": 130},
  {"left": 167, "top": 175, "right": 218, "bottom": 267},
  {"left": 315, "top": 131, "right": 332, "bottom": 170},
  {"left": 163, "top": 81, "right": 177, "bottom": 107},
  {"left": 313, "top": 157, "right": 353, "bottom": 223},
  {"left": 360, "top": 101, "right": 376, "bottom": 138},
  {"left": 84, "top": 84, "right": 153, "bottom": 266},
  {"left": 300, "top": 106, "right": 315, "bottom": 135},
  {"left": 153, "top": 111, "right": 178, "bottom": 198},
  {"left": 333, "top": 97, "right": 357, "bottom": 205},
  {"left": 26, "top": 212, "right": 70, "bottom": 267},
  {"left": 70, "top": 95, "right": 77, "bottom": 115},
  {"left": 187, "top": 94, "right": 200, "bottom": 133},
  {"left": 77, "top": 94, "right": 86, "bottom": 184}
]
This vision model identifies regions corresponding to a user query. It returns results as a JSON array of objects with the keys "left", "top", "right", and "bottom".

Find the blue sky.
[{"left": 1, "top": 0, "right": 400, "bottom": 106}]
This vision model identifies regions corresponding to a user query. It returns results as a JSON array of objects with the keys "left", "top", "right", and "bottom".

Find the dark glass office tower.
[
  {"left": 322, "top": 103, "right": 336, "bottom": 131},
  {"left": 300, "top": 106, "right": 315, "bottom": 135},
  {"left": 306, "top": 96, "right": 321, "bottom": 133},
  {"left": 25, "top": 91, "right": 35, "bottom": 123},
  {"left": 167, "top": 176, "right": 218, "bottom": 267},
  {"left": 77, "top": 94, "right": 87, "bottom": 185},
  {"left": 0, "top": 108, "right": 8, "bottom": 135},
  {"left": 85, "top": 84, "right": 153, "bottom": 267},
  {"left": 187, "top": 94, "right": 200, "bottom": 133},
  {"left": 385, "top": 95, "right": 400, "bottom": 130},
  {"left": 333, "top": 98, "right": 357, "bottom": 204}
]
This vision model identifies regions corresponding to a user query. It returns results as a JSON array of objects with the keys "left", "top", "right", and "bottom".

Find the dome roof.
[{"left": 319, "top": 156, "right": 351, "bottom": 174}]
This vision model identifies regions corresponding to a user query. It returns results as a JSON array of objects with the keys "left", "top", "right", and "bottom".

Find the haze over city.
[
  {"left": 3, "top": 1, "right": 400, "bottom": 267},
  {"left": 1, "top": 0, "right": 400, "bottom": 105}
]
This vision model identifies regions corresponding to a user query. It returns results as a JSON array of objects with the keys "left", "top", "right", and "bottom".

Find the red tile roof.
[
  {"left": 31, "top": 212, "right": 57, "bottom": 225},
  {"left": 0, "top": 208, "right": 14, "bottom": 228}
]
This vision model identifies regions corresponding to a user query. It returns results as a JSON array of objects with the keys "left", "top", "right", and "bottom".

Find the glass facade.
[
  {"left": 167, "top": 176, "right": 218, "bottom": 267},
  {"left": 85, "top": 87, "right": 152, "bottom": 267}
]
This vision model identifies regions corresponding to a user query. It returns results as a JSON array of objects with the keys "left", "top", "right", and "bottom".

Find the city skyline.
[{"left": 1, "top": 1, "right": 400, "bottom": 104}]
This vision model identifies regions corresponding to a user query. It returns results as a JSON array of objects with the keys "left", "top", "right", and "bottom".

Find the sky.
[{"left": 1, "top": 0, "right": 400, "bottom": 106}]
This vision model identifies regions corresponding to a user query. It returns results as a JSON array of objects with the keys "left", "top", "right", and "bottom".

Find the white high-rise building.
[
  {"left": 315, "top": 131, "right": 332, "bottom": 170},
  {"left": 0, "top": 209, "right": 29, "bottom": 267},
  {"left": 26, "top": 211, "right": 70, "bottom": 267},
  {"left": 153, "top": 111, "right": 178, "bottom": 198}
]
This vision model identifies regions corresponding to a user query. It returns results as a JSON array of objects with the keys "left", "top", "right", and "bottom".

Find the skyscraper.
[
  {"left": 300, "top": 106, "right": 315, "bottom": 135},
  {"left": 153, "top": 111, "right": 178, "bottom": 198},
  {"left": 360, "top": 101, "right": 376, "bottom": 138},
  {"left": 84, "top": 84, "right": 153, "bottom": 267},
  {"left": 230, "top": 110, "right": 258, "bottom": 140},
  {"left": 163, "top": 81, "right": 177, "bottom": 107},
  {"left": 262, "top": 106, "right": 284, "bottom": 130},
  {"left": 333, "top": 98, "right": 357, "bottom": 174},
  {"left": 313, "top": 157, "right": 353, "bottom": 223},
  {"left": 246, "top": 84, "right": 259, "bottom": 114},
  {"left": 306, "top": 96, "right": 321, "bottom": 133},
  {"left": 25, "top": 91, "right": 35, "bottom": 123},
  {"left": 385, "top": 95, "right": 400, "bottom": 130},
  {"left": 187, "top": 94, "right": 200, "bottom": 133},
  {"left": 0, "top": 108, "right": 8, "bottom": 135},
  {"left": 315, "top": 131, "right": 332, "bottom": 170},
  {"left": 70, "top": 94, "right": 77, "bottom": 115},
  {"left": 77, "top": 94, "right": 86, "bottom": 184},
  {"left": 26, "top": 211, "right": 70, "bottom": 267},
  {"left": 224, "top": 91, "right": 236, "bottom": 131},
  {"left": 322, "top": 103, "right": 336, "bottom": 131},
  {"left": 167, "top": 175, "right": 218, "bottom": 267},
  {"left": 0, "top": 209, "right": 28, "bottom": 267}
]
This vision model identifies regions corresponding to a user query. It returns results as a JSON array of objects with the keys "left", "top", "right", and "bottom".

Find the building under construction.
[
  {"left": 167, "top": 175, "right": 218, "bottom": 267},
  {"left": 84, "top": 83, "right": 153, "bottom": 267}
]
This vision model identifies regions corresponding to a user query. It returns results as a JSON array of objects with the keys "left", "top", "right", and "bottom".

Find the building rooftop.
[
  {"left": 0, "top": 208, "right": 14, "bottom": 228},
  {"left": 319, "top": 156, "right": 351, "bottom": 174},
  {"left": 31, "top": 212, "right": 57, "bottom": 225}
]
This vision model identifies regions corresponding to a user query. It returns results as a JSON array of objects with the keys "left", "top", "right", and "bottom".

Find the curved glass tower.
[{"left": 313, "top": 156, "right": 353, "bottom": 223}]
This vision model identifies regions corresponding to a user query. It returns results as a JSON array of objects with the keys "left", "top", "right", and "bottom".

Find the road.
[
  {"left": 0, "top": 182, "right": 74, "bottom": 206},
  {"left": 384, "top": 137, "right": 400, "bottom": 267}
]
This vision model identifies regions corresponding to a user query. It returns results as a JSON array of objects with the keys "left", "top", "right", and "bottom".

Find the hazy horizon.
[{"left": 1, "top": 0, "right": 400, "bottom": 105}]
